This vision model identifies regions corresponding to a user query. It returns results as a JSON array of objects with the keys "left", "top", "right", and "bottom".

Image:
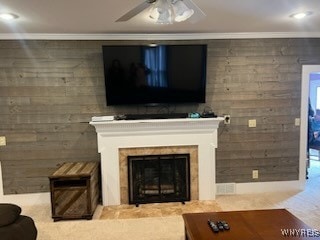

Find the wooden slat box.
[{"left": 49, "top": 162, "right": 99, "bottom": 221}]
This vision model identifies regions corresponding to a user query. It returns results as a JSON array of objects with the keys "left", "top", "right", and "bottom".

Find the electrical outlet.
[
  {"left": 252, "top": 170, "right": 259, "bottom": 179},
  {"left": 248, "top": 119, "right": 256, "bottom": 128},
  {"left": 0, "top": 136, "right": 6, "bottom": 146},
  {"left": 224, "top": 115, "right": 230, "bottom": 124},
  {"left": 295, "top": 118, "right": 300, "bottom": 126}
]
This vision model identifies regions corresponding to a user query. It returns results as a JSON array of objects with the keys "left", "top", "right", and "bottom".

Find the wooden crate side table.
[{"left": 49, "top": 162, "right": 100, "bottom": 221}]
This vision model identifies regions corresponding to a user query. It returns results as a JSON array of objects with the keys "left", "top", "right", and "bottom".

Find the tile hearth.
[{"left": 99, "top": 200, "right": 222, "bottom": 220}]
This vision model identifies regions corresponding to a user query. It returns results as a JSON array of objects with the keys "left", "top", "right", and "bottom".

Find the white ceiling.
[{"left": 0, "top": 0, "right": 319, "bottom": 39}]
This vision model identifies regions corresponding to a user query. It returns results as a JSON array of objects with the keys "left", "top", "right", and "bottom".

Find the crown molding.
[{"left": 0, "top": 32, "right": 319, "bottom": 40}]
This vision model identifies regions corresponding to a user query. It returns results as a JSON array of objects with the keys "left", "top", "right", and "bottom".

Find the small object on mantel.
[
  {"left": 49, "top": 162, "right": 100, "bottom": 222},
  {"left": 91, "top": 116, "right": 114, "bottom": 121}
]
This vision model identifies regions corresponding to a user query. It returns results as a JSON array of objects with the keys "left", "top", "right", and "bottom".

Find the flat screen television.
[{"left": 102, "top": 44, "right": 207, "bottom": 106}]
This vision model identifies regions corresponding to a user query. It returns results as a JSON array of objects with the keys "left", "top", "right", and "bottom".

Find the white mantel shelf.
[
  {"left": 90, "top": 117, "right": 223, "bottom": 136},
  {"left": 90, "top": 117, "right": 224, "bottom": 206}
]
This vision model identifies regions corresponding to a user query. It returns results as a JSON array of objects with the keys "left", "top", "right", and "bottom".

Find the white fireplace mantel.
[{"left": 90, "top": 117, "right": 223, "bottom": 206}]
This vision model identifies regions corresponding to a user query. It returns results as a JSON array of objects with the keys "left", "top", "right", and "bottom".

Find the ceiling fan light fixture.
[
  {"left": 149, "top": 0, "right": 174, "bottom": 24},
  {"left": 172, "top": 0, "right": 194, "bottom": 22},
  {"left": 157, "top": 9, "right": 174, "bottom": 24},
  {"left": 149, "top": 8, "right": 159, "bottom": 19},
  {"left": 115, "top": 0, "right": 205, "bottom": 24}
]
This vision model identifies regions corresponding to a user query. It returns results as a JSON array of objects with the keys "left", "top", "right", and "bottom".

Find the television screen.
[{"left": 102, "top": 44, "right": 207, "bottom": 106}]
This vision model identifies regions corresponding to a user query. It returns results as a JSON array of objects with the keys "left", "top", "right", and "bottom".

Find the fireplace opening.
[{"left": 128, "top": 154, "right": 190, "bottom": 205}]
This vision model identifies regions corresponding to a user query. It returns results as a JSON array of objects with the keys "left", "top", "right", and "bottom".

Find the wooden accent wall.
[
  {"left": 0, "top": 39, "right": 319, "bottom": 194},
  {"left": 210, "top": 39, "right": 320, "bottom": 183}
]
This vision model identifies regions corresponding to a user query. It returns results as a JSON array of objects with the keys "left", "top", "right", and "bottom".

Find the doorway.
[{"left": 301, "top": 65, "right": 320, "bottom": 180}]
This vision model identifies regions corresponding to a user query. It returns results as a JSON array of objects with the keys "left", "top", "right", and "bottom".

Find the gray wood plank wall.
[{"left": 0, "top": 38, "right": 318, "bottom": 194}]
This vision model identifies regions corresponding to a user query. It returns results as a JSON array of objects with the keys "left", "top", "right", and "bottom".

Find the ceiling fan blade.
[
  {"left": 183, "top": 0, "right": 206, "bottom": 23},
  {"left": 116, "top": 1, "right": 152, "bottom": 22}
]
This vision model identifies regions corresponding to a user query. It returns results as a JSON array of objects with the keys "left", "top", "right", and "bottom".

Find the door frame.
[{"left": 300, "top": 65, "right": 320, "bottom": 182}]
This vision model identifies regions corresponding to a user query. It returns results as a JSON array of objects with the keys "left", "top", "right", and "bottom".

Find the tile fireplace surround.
[{"left": 90, "top": 117, "right": 223, "bottom": 206}]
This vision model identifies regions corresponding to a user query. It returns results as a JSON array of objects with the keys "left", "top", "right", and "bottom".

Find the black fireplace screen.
[{"left": 128, "top": 154, "right": 190, "bottom": 205}]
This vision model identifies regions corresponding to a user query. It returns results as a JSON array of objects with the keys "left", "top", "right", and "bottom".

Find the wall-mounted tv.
[{"left": 102, "top": 44, "right": 207, "bottom": 106}]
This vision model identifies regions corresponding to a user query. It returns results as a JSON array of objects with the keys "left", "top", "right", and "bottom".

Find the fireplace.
[
  {"left": 90, "top": 117, "right": 223, "bottom": 206},
  {"left": 119, "top": 146, "right": 198, "bottom": 204},
  {"left": 128, "top": 154, "right": 190, "bottom": 205}
]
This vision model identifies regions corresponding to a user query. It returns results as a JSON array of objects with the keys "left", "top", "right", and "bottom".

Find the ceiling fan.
[{"left": 116, "top": 0, "right": 206, "bottom": 24}]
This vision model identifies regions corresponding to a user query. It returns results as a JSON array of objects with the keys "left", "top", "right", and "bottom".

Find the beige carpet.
[
  {"left": 20, "top": 160, "right": 320, "bottom": 240},
  {"left": 100, "top": 200, "right": 223, "bottom": 219}
]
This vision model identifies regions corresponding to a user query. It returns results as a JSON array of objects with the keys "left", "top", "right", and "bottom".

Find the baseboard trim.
[
  {"left": 234, "top": 180, "right": 305, "bottom": 194},
  {"left": 1, "top": 161, "right": 304, "bottom": 205},
  {"left": 0, "top": 192, "right": 51, "bottom": 206},
  {"left": 0, "top": 181, "right": 304, "bottom": 206},
  {"left": 0, "top": 161, "right": 50, "bottom": 205}
]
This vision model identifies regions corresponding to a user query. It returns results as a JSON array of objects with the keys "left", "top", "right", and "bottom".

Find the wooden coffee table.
[{"left": 182, "top": 209, "right": 320, "bottom": 240}]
